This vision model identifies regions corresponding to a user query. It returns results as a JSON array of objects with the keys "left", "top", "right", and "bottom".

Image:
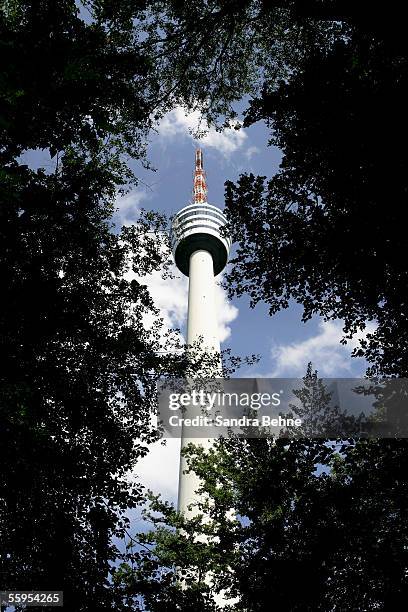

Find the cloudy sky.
[
  {"left": 111, "top": 106, "right": 375, "bottom": 504},
  {"left": 20, "top": 105, "right": 375, "bottom": 506}
]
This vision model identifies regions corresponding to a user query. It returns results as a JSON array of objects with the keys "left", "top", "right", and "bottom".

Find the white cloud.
[
  {"left": 127, "top": 270, "right": 238, "bottom": 503},
  {"left": 127, "top": 259, "right": 238, "bottom": 345},
  {"left": 137, "top": 263, "right": 188, "bottom": 338},
  {"left": 114, "top": 189, "right": 151, "bottom": 227},
  {"left": 126, "top": 266, "right": 237, "bottom": 502},
  {"left": 158, "top": 106, "right": 247, "bottom": 157},
  {"left": 215, "top": 277, "right": 239, "bottom": 342},
  {"left": 245, "top": 145, "right": 260, "bottom": 159},
  {"left": 133, "top": 439, "right": 181, "bottom": 502},
  {"left": 269, "top": 319, "right": 377, "bottom": 377}
]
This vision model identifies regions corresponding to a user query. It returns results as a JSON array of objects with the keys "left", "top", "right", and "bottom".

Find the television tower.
[{"left": 170, "top": 148, "right": 231, "bottom": 517}]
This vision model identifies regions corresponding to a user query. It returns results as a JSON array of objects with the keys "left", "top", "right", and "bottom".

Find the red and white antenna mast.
[{"left": 193, "top": 148, "right": 207, "bottom": 204}]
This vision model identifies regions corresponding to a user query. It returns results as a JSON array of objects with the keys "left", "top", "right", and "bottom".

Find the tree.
[
  {"left": 0, "top": 2, "right": 274, "bottom": 606},
  {"left": 0, "top": 144, "right": 190, "bottom": 608},
  {"left": 117, "top": 367, "right": 408, "bottom": 611},
  {"left": 3, "top": 1, "right": 408, "bottom": 608},
  {"left": 0, "top": 2, "right": 184, "bottom": 608},
  {"left": 223, "top": 5, "right": 408, "bottom": 376}
]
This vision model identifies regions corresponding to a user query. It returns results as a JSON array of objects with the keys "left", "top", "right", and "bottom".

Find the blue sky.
[
  {"left": 113, "top": 106, "right": 376, "bottom": 504},
  {"left": 20, "top": 105, "right": 375, "bottom": 504},
  {"left": 115, "top": 106, "right": 374, "bottom": 380}
]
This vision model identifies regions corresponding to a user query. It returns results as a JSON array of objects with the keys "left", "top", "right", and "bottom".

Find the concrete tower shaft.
[{"left": 170, "top": 148, "right": 231, "bottom": 518}]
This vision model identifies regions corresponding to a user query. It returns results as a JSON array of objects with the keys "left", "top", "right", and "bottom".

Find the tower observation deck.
[
  {"left": 171, "top": 149, "right": 231, "bottom": 278},
  {"left": 171, "top": 201, "right": 231, "bottom": 277}
]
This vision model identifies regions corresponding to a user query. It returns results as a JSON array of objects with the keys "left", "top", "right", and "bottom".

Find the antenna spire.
[{"left": 193, "top": 148, "right": 207, "bottom": 204}]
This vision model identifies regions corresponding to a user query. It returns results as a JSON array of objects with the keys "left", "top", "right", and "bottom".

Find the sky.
[
  {"left": 109, "top": 105, "right": 376, "bottom": 505},
  {"left": 19, "top": 105, "right": 376, "bottom": 507}
]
